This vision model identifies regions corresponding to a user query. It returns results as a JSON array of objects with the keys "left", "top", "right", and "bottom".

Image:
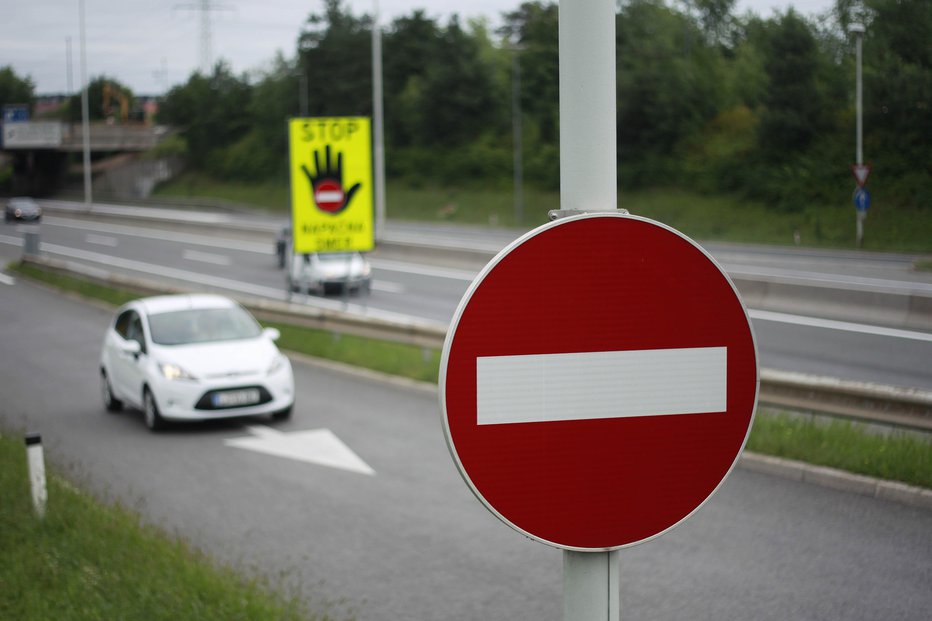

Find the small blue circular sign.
[{"left": 854, "top": 187, "right": 871, "bottom": 212}]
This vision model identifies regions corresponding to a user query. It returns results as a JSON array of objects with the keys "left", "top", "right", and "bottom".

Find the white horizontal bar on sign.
[
  {"left": 316, "top": 191, "right": 343, "bottom": 202},
  {"left": 476, "top": 347, "right": 727, "bottom": 426}
]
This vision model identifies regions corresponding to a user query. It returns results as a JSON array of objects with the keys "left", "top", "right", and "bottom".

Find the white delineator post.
[
  {"left": 25, "top": 433, "right": 48, "bottom": 518},
  {"left": 559, "top": 0, "right": 620, "bottom": 619}
]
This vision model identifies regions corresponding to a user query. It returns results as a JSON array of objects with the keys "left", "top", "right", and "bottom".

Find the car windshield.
[{"left": 147, "top": 306, "right": 262, "bottom": 345}]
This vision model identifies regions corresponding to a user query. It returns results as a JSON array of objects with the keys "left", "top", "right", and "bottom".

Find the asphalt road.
[
  {"left": 1, "top": 277, "right": 930, "bottom": 620},
  {"left": 2, "top": 213, "right": 931, "bottom": 389}
]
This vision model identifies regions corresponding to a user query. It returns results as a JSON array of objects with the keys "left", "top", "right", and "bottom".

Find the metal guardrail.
[{"left": 19, "top": 255, "right": 932, "bottom": 432}]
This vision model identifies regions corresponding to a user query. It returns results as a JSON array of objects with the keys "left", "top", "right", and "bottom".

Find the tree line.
[{"left": 3, "top": 0, "right": 929, "bottom": 211}]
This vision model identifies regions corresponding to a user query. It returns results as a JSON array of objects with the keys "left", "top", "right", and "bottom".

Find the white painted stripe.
[
  {"left": 43, "top": 216, "right": 272, "bottom": 254},
  {"left": 748, "top": 309, "right": 932, "bottom": 343},
  {"left": 0, "top": 273, "right": 16, "bottom": 286},
  {"left": 182, "top": 248, "right": 231, "bottom": 266},
  {"left": 477, "top": 347, "right": 727, "bottom": 426},
  {"left": 85, "top": 233, "right": 118, "bottom": 247},
  {"left": 370, "top": 257, "right": 477, "bottom": 281},
  {"left": 316, "top": 190, "right": 343, "bottom": 203},
  {"left": 35, "top": 241, "right": 443, "bottom": 328}
]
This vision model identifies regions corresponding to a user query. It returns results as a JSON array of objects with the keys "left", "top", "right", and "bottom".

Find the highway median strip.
[{"left": 8, "top": 259, "right": 932, "bottom": 494}]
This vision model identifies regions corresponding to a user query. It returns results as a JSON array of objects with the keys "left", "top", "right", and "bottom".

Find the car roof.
[{"left": 134, "top": 294, "right": 238, "bottom": 315}]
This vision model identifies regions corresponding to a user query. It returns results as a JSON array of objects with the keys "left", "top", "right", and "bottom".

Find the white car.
[
  {"left": 287, "top": 252, "right": 372, "bottom": 295},
  {"left": 99, "top": 294, "right": 294, "bottom": 431}
]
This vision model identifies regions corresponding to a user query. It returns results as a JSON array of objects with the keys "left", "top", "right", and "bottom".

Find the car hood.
[{"left": 153, "top": 338, "right": 279, "bottom": 379}]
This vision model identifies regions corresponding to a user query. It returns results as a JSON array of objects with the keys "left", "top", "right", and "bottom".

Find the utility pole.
[
  {"left": 175, "top": 0, "right": 231, "bottom": 75},
  {"left": 78, "top": 0, "right": 92, "bottom": 211},
  {"left": 512, "top": 44, "right": 524, "bottom": 226},
  {"left": 372, "top": 0, "right": 386, "bottom": 241},
  {"left": 850, "top": 19, "right": 867, "bottom": 247}
]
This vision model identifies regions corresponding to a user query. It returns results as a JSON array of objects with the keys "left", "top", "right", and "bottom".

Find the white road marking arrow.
[{"left": 224, "top": 425, "right": 375, "bottom": 475}]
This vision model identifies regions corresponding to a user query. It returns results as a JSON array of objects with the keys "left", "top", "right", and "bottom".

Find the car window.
[
  {"left": 147, "top": 306, "right": 262, "bottom": 345},
  {"left": 114, "top": 310, "right": 134, "bottom": 339},
  {"left": 126, "top": 313, "right": 147, "bottom": 354}
]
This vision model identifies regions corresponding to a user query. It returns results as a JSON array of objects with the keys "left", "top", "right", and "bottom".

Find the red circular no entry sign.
[
  {"left": 314, "top": 180, "right": 345, "bottom": 213},
  {"left": 439, "top": 214, "right": 758, "bottom": 551}
]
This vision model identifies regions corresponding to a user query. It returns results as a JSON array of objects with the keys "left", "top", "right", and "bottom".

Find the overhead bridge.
[
  {"left": 1, "top": 121, "right": 171, "bottom": 195},
  {"left": 2, "top": 121, "right": 167, "bottom": 153}
]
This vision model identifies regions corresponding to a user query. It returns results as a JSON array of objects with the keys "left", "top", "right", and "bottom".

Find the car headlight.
[
  {"left": 267, "top": 354, "right": 288, "bottom": 376},
  {"left": 159, "top": 362, "right": 196, "bottom": 381}
]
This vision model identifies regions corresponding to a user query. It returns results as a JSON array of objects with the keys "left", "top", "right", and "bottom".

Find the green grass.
[
  {"left": 9, "top": 260, "right": 932, "bottom": 490},
  {"left": 748, "top": 413, "right": 932, "bottom": 489},
  {"left": 153, "top": 173, "right": 932, "bottom": 252},
  {"left": 268, "top": 320, "right": 441, "bottom": 383},
  {"left": 0, "top": 433, "right": 329, "bottom": 621}
]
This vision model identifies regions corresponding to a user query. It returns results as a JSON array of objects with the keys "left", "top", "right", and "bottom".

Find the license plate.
[{"left": 212, "top": 389, "right": 260, "bottom": 408}]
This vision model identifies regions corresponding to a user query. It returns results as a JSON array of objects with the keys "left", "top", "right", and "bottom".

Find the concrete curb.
[{"left": 739, "top": 452, "right": 932, "bottom": 511}]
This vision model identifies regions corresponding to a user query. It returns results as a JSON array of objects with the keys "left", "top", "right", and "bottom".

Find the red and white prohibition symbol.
[
  {"left": 439, "top": 213, "right": 759, "bottom": 551},
  {"left": 314, "top": 180, "right": 345, "bottom": 213}
]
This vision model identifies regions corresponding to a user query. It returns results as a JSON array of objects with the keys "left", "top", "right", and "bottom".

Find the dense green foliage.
[
  {"left": 151, "top": 0, "right": 929, "bottom": 214},
  {"left": 0, "top": 65, "right": 35, "bottom": 111}
]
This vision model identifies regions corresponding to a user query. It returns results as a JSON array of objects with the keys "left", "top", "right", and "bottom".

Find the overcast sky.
[{"left": 3, "top": 0, "right": 836, "bottom": 96}]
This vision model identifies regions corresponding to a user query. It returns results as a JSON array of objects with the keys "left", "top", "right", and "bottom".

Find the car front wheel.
[
  {"left": 143, "top": 388, "right": 166, "bottom": 431},
  {"left": 101, "top": 370, "right": 123, "bottom": 412}
]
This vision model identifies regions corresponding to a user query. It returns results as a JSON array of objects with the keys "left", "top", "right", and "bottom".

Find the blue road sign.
[
  {"left": 854, "top": 187, "right": 871, "bottom": 212},
  {"left": 2, "top": 105, "right": 29, "bottom": 123}
]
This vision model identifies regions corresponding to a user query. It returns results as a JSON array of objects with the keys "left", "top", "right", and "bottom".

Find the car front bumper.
[{"left": 150, "top": 361, "right": 295, "bottom": 421}]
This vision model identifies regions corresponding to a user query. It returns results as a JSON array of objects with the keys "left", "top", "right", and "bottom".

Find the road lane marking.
[
  {"left": 0, "top": 273, "right": 15, "bottom": 286},
  {"left": 34, "top": 241, "right": 441, "bottom": 327},
  {"left": 43, "top": 216, "right": 271, "bottom": 254},
  {"left": 16, "top": 236, "right": 930, "bottom": 343},
  {"left": 85, "top": 234, "right": 118, "bottom": 247},
  {"left": 183, "top": 248, "right": 231, "bottom": 266},
  {"left": 477, "top": 347, "right": 727, "bottom": 425},
  {"left": 748, "top": 309, "right": 932, "bottom": 343},
  {"left": 225, "top": 425, "right": 375, "bottom": 475}
]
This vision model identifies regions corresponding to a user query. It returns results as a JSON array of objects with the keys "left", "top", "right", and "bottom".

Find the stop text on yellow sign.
[{"left": 289, "top": 117, "right": 373, "bottom": 253}]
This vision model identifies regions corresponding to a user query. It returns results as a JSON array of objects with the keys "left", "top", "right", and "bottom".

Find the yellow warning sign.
[{"left": 289, "top": 117, "right": 373, "bottom": 253}]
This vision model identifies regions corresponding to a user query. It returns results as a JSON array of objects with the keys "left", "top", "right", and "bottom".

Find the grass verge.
[
  {"left": 8, "top": 260, "right": 931, "bottom": 490},
  {"left": 153, "top": 174, "right": 932, "bottom": 252},
  {"left": 0, "top": 433, "right": 326, "bottom": 621},
  {"left": 747, "top": 413, "right": 932, "bottom": 489}
]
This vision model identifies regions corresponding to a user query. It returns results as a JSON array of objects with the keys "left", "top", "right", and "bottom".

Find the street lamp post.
[
  {"left": 850, "top": 20, "right": 866, "bottom": 247},
  {"left": 372, "top": 0, "right": 386, "bottom": 241},
  {"left": 511, "top": 45, "right": 523, "bottom": 226},
  {"left": 78, "top": 0, "right": 92, "bottom": 211}
]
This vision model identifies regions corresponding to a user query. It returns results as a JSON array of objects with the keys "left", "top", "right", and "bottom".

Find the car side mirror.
[
  {"left": 122, "top": 339, "right": 142, "bottom": 356},
  {"left": 263, "top": 327, "right": 281, "bottom": 341}
]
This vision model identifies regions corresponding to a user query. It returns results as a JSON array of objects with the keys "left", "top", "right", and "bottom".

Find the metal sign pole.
[{"left": 559, "top": 0, "right": 619, "bottom": 619}]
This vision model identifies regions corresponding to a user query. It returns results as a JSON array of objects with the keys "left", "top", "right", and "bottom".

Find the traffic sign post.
[
  {"left": 441, "top": 213, "right": 758, "bottom": 549},
  {"left": 440, "top": 213, "right": 759, "bottom": 614},
  {"left": 854, "top": 187, "right": 871, "bottom": 248},
  {"left": 288, "top": 117, "right": 374, "bottom": 254}
]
